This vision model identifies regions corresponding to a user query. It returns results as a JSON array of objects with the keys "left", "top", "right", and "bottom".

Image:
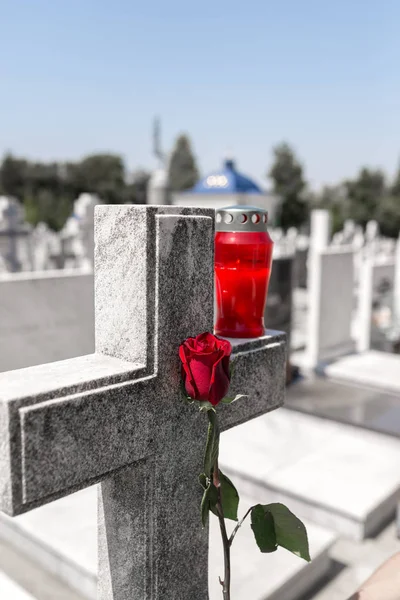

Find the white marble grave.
[
  {"left": 219, "top": 408, "right": 400, "bottom": 541},
  {"left": 0, "top": 571, "right": 36, "bottom": 600},
  {"left": 0, "top": 270, "right": 94, "bottom": 373},
  {"left": 0, "top": 196, "right": 34, "bottom": 273},
  {"left": 356, "top": 256, "right": 396, "bottom": 353},
  {"left": 0, "top": 446, "right": 336, "bottom": 600},
  {"left": 301, "top": 211, "right": 355, "bottom": 369},
  {"left": 326, "top": 350, "right": 400, "bottom": 395}
]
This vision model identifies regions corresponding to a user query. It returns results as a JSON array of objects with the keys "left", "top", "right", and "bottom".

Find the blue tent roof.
[{"left": 190, "top": 159, "right": 262, "bottom": 194}]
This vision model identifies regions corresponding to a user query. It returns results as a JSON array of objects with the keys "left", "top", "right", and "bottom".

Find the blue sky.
[{"left": 1, "top": 0, "right": 399, "bottom": 189}]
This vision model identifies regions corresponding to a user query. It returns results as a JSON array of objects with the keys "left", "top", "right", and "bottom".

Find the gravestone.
[
  {"left": 365, "top": 220, "right": 380, "bottom": 257},
  {"left": 357, "top": 256, "right": 396, "bottom": 353},
  {"left": 395, "top": 235, "right": 400, "bottom": 321},
  {"left": 147, "top": 169, "right": 171, "bottom": 205},
  {"left": 293, "top": 239, "right": 309, "bottom": 289},
  {"left": 31, "top": 222, "right": 63, "bottom": 271},
  {"left": 73, "top": 193, "right": 101, "bottom": 269},
  {"left": 265, "top": 256, "right": 293, "bottom": 347},
  {"left": 305, "top": 211, "right": 355, "bottom": 368},
  {"left": 0, "top": 197, "right": 33, "bottom": 272},
  {"left": 58, "top": 194, "right": 101, "bottom": 270},
  {"left": 0, "top": 205, "right": 286, "bottom": 599}
]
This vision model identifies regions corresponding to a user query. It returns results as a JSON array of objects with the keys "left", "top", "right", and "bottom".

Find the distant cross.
[{"left": 0, "top": 205, "right": 286, "bottom": 599}]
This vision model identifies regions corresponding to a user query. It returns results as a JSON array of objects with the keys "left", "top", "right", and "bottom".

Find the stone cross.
[{"left": 0, "top": 205, "right": 286, "bottom": 599}]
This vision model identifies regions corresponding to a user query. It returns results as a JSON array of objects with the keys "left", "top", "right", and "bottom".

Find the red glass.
[{"left": 214, "top": 231, "right": 273, "bottom": 338}]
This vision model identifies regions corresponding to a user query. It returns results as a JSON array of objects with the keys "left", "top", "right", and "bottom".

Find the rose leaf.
[
  {"left": 218, "top": 469, "right": 239, "bottom": 521},
  {"left": 221, "top": 394, "right": 248, "bottom": 405}
]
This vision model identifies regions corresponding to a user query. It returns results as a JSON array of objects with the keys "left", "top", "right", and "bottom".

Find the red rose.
[{"left": 179, "top": 332, "right": 232, "bottom": 406}]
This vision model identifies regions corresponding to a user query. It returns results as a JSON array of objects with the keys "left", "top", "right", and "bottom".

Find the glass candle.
[{"left": 214, "top": 206, "right": 273, "bottom": 338}]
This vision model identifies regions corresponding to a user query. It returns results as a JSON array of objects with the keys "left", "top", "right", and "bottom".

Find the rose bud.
[{"left": 179, "top": 332, "right": 232, "bottom": 406}]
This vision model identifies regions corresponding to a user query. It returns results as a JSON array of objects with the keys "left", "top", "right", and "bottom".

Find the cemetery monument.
[{"left": 0, "top": 205, "right": 286, "bottom": 599}]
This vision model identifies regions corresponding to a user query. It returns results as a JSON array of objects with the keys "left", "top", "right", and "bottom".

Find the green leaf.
[
  {"left": 218, "top": 470, "right": 239, "bottom": 521},
  {"left": 199, "top": 473, "right": 208, "bottom": 489},
  {"left": 265, "top": 503, "right": 311, "bottom": 562},
  {"left": 200, "top": 480, "right": 218, "bottom": 527},
  {"left": 251, "top": 504, "right": 278, "bottom": 553},
  {"left": 221, "top": 394, "right": 248, "bottom": 405},
  {"left": 250, "top": 503, "right": 311, "bottom": 562},
  {"left": 203, "top": 411, "right": 220, "bottom": 477}
]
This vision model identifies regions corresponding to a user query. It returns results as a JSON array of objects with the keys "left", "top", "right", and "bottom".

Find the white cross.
[{"left": 0, "top": 205, "right": 286, "bottom": 599}]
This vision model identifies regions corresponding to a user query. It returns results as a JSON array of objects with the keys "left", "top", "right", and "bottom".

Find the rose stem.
[
  {"left": 228, "top": 507, "right": 252, "bottom": 546},
  {"left": 213, "top": 459, "right": 231, "bottom": 600}
]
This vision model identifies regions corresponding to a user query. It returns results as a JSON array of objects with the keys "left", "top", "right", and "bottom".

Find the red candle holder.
[{"left": 214, "top": 206, "right": 273, "bottom": 338}]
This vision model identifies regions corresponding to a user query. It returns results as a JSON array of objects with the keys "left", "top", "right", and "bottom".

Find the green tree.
[
  {"left": 0, "top": 153, "right": 28, "bottom": 198},
  {"left": 314, "top": 185, "right": 347, "bottom": 233},
  {"left": 67, "top": 154, "right": 126, "bottom": 203},
  {"left": 168, "top": 134, "right": 199, "bottom": 191},
  {"left": 344, "top": 168, "right": 386, "bottom": 227},
  {"left": 268, "top": 143, "right": 309, "bottom": 230},
  {"left": 377, "top": 195, "right": 400, "bottom": 239},
  {"left": 24, "top": 189, "right": 73, "bottom": 232}
]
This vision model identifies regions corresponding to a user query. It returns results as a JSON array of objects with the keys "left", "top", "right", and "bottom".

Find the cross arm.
[
  {"left": 219, "top": 330, "right": 286, "bottom": 431},
  {"left": 0, "top": 353, "right": 154, "bottom": 516}
]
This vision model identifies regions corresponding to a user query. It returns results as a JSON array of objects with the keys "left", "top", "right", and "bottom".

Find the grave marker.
[{"left": 0, "top": 205, "right": 286, "bottom": 599}]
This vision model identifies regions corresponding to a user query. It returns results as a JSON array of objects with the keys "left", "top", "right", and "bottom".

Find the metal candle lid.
[{"left": 215, "top": 205, "right": 269, "bottom": 232}]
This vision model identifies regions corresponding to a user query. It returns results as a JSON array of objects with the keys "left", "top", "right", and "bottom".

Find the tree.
[
  {"left": 377, "top": 195, "right": 400, "bottom": 239},
  {"left": 344, "top": 168, "right": 386, "bottom": 227},
  {"left": 313, "top": 185, "right": 347, "bottom": 233},
  {"left": 66, "top": 154, "right": 126, "bottom": 204},
  {"left": 168, "top": 134, "right": 199, "bottom": 191},
  {"left": 24, "top": 189, "right": 73, "bottom": 232},
  {"left": 268, "top": 143, "right": 309, "bottom": 230},
  {"left": 0, "top": 153, "right": 28, "bottom": 198}
]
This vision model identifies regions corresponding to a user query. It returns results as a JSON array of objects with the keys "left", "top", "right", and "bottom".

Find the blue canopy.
[{"left": 190, "top": 159, "right": 262, "bottom": 194}]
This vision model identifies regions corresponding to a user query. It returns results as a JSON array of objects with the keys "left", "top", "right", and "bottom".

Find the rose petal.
[{"left": 208, "top": 358, "right": 231, "bottom": 406}]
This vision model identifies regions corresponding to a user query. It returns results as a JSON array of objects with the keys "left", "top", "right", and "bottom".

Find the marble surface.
[
  {"left": 325, "top": 350, "right": 400, "bottom": 394},
  {"left": 286, "top": 376, "right": 400, "bottom": 438},
  {"left": 0, "top": 570, "right": 36, "bottom": 599},
  {"left": 219, "top": 408, "right": 400, "bottom": 540},
  {"left": 0, "top": 481, "right": 336, "bottom": 600}
]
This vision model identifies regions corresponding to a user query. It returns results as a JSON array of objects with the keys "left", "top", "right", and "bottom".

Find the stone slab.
[
  {"left": 0, "top": 570, "right": 36, "bottom": 599},
  {"left": 0, "top": 487, "right": 97, "bottom": 599},
  {"left": 0, "top": 270, "right": 94, "bottom": 373},
  {"left": 219, "top": 408, "right": 400, "bottom": 540},
  {"left": 325, "top": 350, "right": 400, "bottom": 395},
  {"left": 0, "top": 482, "right": 336, "bottom": 600},
  {"left": 286, "top": 376, "right": 400, "bottom": 439}
]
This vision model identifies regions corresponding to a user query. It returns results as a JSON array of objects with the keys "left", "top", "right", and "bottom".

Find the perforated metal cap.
[{"left": 215, "top": 205, "right": 269, "bottom": 232}]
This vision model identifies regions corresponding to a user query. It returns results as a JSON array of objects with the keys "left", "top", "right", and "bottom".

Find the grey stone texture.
[{"left": 0, "top": 205, "right": 286, "bottom": 599}]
